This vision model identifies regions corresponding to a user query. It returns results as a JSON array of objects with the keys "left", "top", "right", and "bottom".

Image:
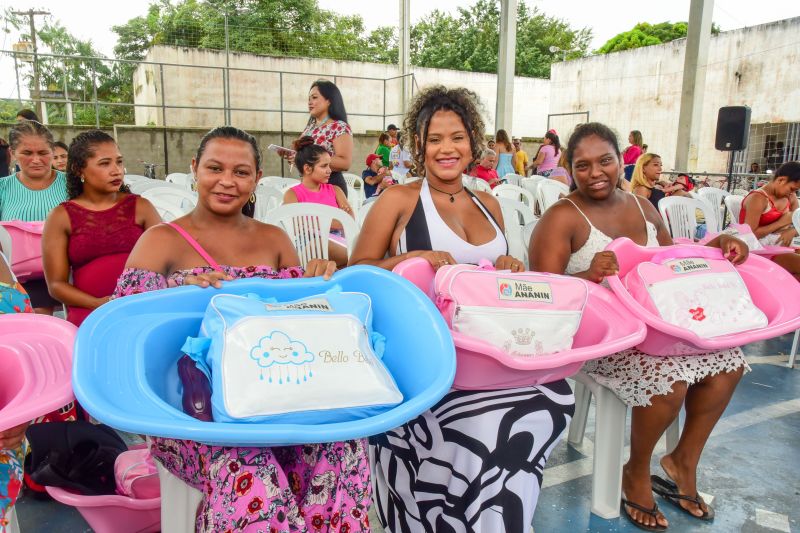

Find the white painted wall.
[
  {"left": 133, "top": 46, "right": 550, "bottom": 138},
  {"left": 548, "top": 17, "right": 800, "bottom": 173},
  {"left": 132, "top": 17, "right": 800, "bottom": 174}
]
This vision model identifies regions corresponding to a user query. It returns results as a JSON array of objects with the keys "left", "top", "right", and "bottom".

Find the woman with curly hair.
[
  {"left": 350, "top": 86, "right": 575, "bottom": 532},
  {"left": 42, "top": 130, "right": 160, "bottom": 326}
]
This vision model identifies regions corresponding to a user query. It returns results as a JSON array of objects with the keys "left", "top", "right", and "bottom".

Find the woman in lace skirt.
[{"left": 530, "top": 123, "right": 750, "bottom": 532}]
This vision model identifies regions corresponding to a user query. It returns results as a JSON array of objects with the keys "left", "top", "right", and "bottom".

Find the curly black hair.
[
  {"left": 401, "top": 85, "right": 486, "bottom": 177},
  {"left": 66, "top": 130, "right": 130, "bottom": 199}
]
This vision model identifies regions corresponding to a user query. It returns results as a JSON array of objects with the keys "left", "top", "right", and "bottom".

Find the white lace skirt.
[{"left": 583, "top": 347, "right": 750, "bottom": 407}]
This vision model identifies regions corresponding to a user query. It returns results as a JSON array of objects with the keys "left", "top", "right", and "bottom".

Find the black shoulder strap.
[
  {"left": 465, "top": 189, "right": 509, "bottom": 255},
  {"left": 404, "top": 194, "right": 433, "bottom": 252}
]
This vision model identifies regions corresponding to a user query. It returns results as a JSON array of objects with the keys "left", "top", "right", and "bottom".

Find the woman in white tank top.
[
  {"left": 350, "top": 86, "right": 574, "bottom": 533},
  {"left": 530, "top": 123, "right": 750, "bottom": 532}
]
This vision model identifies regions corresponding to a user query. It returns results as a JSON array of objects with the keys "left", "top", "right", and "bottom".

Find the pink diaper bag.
[
  {"left": 434, "top": 260, "right": 589, "bottom": 357},
  {"left": 114, "top": 447, "right": 160, "bottom": 500},
  {"left": 1, "top": 220, "right": 45, "bottom": 282},
  {"left": 622, "top": 247, "right": 767, "bottom": 340}
]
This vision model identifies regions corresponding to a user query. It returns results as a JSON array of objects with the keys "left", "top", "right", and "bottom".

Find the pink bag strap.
[
  {"left": 651, "top": 246, "right": 724, "bottom": 264},
  {"left": 165, "top": 222, "right": 224, "bottom": 272}
]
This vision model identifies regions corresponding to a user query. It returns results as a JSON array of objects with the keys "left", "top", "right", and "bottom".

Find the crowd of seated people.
[{"left": 2, "top": 87, "right": 798, "bottom": 533}]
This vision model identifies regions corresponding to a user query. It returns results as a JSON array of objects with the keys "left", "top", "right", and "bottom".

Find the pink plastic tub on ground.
[
  {"left": 392, "top": 258, "right": 647, "bottom": 390},
  {"left": 45, "top": 486, "right": 160, "bottom": 533},
  {"left": 0, "top": 220, "right": 44, "bottom": 282},
  {"left": 605, "top": 237, "right": 800, "bottom": 356},
  {"left": 0, "top": 314, "right": 76, "bottom": 432}
]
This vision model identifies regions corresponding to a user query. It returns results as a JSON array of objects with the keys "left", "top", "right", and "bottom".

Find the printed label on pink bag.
[
  {"left": 666, "top": 259, "right": 711, "bottom": 274},
  {"left": 497, "top": 278, "right": 553, "bottom": 303}
]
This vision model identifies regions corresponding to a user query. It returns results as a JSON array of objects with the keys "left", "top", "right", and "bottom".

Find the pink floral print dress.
[{"left": 113, "top": 266, "right": 372, "bottom": 533}]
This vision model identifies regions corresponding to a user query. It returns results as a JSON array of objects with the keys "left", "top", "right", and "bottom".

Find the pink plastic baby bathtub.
[
  {"left": 0, "top": 314, "right": 76, "bottom": 432},
  {"left": 392, "top": 258, "right": 647, "bottom": 390},
  {"left": 605, "top": 237, "right": 800, "bottom": 356},
  {"left": 45, "top": 486, "right": 160, "bottom": 533},
  {"left": 0, "top": 220, "right": 44, "bottom": 282}
]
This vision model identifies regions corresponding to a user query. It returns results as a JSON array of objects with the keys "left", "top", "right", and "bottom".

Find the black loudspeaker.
[{"left": 715, "top": 106, "right": 751, "bottom": 151}]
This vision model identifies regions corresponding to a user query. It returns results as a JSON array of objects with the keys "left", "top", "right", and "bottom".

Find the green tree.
[
  {"left": 411, "top": 0, "right": 591, "bottom": 78},
  {"left": 2, "top": 9, "right": 132, "bottom": 125},
  {"left": 597, "top": 21, "right": 720, "bottom": 54},
  {"left": 112, "top": 0, "right": 382, "bottom": 63}
]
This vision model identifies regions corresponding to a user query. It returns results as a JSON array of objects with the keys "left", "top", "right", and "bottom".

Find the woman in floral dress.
[{"left": 114, "top": 126, "right": 370, "bottom": 533}]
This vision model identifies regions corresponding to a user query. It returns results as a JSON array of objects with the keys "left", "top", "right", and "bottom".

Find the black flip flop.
[
  {"left": 621, "top": 498, "right": 668, "bottom": 532},
  {"left": 651, "top": 474, "right": 715, "bottom": 521}
]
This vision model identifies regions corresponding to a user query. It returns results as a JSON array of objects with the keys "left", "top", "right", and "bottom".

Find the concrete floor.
[{"left": 15, "top": 332, "right": 800, "bottom": 532}]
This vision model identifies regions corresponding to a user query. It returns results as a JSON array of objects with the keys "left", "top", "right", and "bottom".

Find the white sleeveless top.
[
  {"left": 397, "top": 180, "right": 507, "bottom": 264},
  {"left": 563, "top": 194, "right": 659, "bottom": 276}
]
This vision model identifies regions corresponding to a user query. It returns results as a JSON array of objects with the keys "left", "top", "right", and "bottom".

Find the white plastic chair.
[
  {"left": 165, "top": 172, "right": 193, "bottom": 190},
  {"left": 658, "top": 196, "right": 719, "bottom": 240},
  {"left": 259, "top": 177, "right": 300, "bottom": 192},
  {"left": 535, "top": 179, "right": 569, "bottom": 214},
  {"left": 0, "top": 225, "right": 12, "bottom": 264},
  {"left": 789, "top": 209, "right": 800, "bottom": 367},
  {"left": 342, "top": 173, "right": 366, "bottom": 212},
  {"left": 128, "top": 179, "right": 183, "bottom": 195},
  {"left": 253, "top": 186, "right": 284, "bottom": 222},
  {"left": 6, "top": 506, "right": 19, "bottom": 533},
  {"left": 724, "top": 195, "right": 744, "bottom": 226},
  {"left": 141, "top": 187, "right": 198, "bottom": 211},
  {"left": 697, "top": 187, "right": 730, "bottom": 229},
  {"left": 463, "top": 175, "right": 492, "bottom": 193},
  {"left": 493, "top": 183, "right": 535, "bottom": 213},
  {"left": 501, "top": 173, "right": 524, "bottom": 187},
  {"left": 149, "top": 197, "right": 189, "bottom": 222},
  {"left": 357, "top": 197, "right": 377, "bottom": 227},
  {"left": 522, "top": 220, "right": 538, "bottom": 269},
  {"left": 265, "top": 203, "right": 360, "bottom": 267},
  {"left": 156, "top": 461, "right": 203, "bottom": 533},
  {"left": 520, "top": 176, "right": 546, "bottom": 199},
  {"left": 568, "top": 371, "right": 680, "bottom": 519},
  {"left": 391, "top": 170, "right": 407, "bottom": 184},
  {"left": 123, "top": 174, "right": 150, "bottom": 184},
  {"left": 496, "top": 197, "right": 534, "bottom": 263}
]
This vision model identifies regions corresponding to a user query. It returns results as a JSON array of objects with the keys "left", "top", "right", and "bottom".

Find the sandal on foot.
[
  {"left": 651, "top": 474, "right": 715, "bottom": 521},
  {"left": 621, "top": 498, "right": 668, "bottom": 532}
]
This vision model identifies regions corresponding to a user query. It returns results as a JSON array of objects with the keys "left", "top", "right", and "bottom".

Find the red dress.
[{"left": 63, "top": 194, "right": 144, "bottom": 326}]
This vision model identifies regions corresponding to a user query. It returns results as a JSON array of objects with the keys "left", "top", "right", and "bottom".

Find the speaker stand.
[{"left": 720, "top": 151, "right": 736, "bottom": 227}]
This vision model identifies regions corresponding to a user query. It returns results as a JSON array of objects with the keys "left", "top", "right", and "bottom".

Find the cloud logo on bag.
[
  {"left": 250, "top": 331, "right": 315, "bottom": 367},
  {"left": 499, "top": 283, "right": 512, "bottom": 297},
  {"left": 249, "top": 331, "right": 316, "bottom": 384}
]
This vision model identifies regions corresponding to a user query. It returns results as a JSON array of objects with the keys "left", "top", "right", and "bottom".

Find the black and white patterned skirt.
[{"left": 369, "top": 379, "right": 575, "bottom": 532}]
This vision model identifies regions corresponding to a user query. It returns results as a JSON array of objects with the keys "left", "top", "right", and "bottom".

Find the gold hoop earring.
[{"left": 250, "top": 193, "right": 256, "bottom": 203}]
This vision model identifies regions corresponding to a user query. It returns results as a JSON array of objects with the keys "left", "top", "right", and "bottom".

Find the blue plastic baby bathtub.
[{"left": 72, "top": 266, "right": 456, "bottom": 446}]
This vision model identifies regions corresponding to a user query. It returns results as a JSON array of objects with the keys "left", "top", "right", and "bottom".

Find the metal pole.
[
  {"left": 160, "top": 64, "right": 169, "bottom": 175},
  {"left": 13, "top": 54, "right": 22, "bottom": 106},
  {"left": 28, "top": 11, "right": 42, "bottom": 119},
  {"left": 63, "top": 69, "right": 73, "bottom": 125},
  {"left": 91, "top": 60, "right": 100, "bottom": 127},
  {"left": 224, "top": 12, "right": 230, "bottom": 124},
  {"left": 383, "top": 79, "right": 387, "bottom": 130},
  {"left": 279, "top": 72, "right": 285, "bottom": 177}
]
